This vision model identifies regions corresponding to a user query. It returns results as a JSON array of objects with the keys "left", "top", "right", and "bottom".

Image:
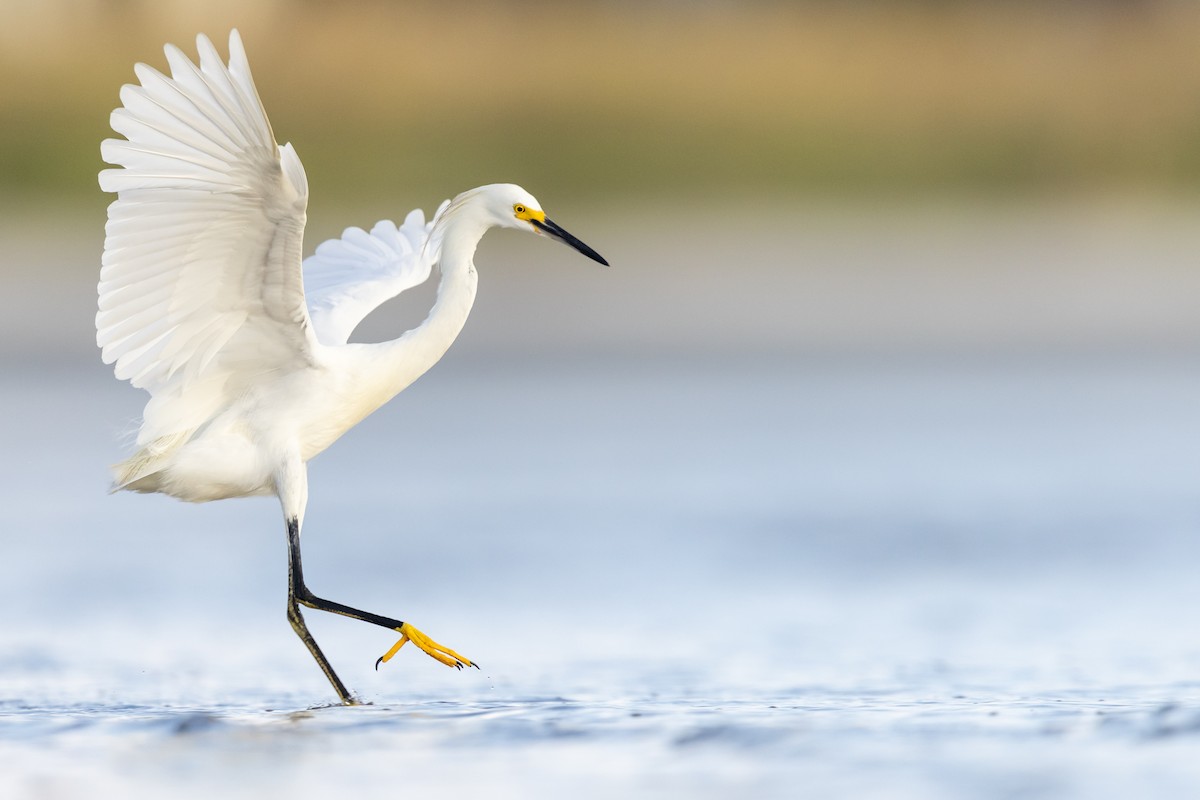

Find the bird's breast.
[{"left": 287, "top": 359, "right": 405, "bottom": 462}]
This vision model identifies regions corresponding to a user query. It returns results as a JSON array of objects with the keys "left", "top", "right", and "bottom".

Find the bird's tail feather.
[{"left": 110, "top": 430, "right": 192, "bottom": 492}]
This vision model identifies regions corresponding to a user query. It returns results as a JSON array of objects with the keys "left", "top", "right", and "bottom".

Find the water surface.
[{"left": 3, "top": 354, "right": 1200, "bottom": 798}]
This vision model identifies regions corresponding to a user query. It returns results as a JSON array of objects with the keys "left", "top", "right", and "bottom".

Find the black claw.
[
  {"left": 374, "top": 656, "right": 384, "bottom": 671},
  {"left": 472, "top": 662, "right": 481, "bottom": 670}
]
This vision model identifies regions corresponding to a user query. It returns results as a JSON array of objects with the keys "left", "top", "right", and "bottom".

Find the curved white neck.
[{"left": 371, "top": 208, "right": 484, "bottom": 397}]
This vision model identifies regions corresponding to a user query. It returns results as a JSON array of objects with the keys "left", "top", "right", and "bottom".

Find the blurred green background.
[
  {"left": 5, "top": 0, "right": 1200, "bottom": 212},
  {"left": 2, "top": 0, "right": 1199, "bottom": 361}
]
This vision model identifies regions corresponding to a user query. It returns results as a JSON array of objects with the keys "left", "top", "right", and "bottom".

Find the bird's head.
[{"left": 480, "top": 183, "right": 608, "bottom": 266}]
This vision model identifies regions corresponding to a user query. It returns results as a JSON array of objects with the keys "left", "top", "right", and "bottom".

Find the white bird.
[{"left": 96, "top": 30, "right": 607, "bottom": 705}]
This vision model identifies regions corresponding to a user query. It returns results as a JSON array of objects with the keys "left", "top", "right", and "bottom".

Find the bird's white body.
[
  {"left": 97, "top": 30, "right": 605, "bottom": 703},
  {"left": 112, "top": 209, "right": 482, "bottom": 503}
]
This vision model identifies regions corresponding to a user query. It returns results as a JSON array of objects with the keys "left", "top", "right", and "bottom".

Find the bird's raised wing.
[
  {"left": 97, "top": 31, "right": 316, "bottom": 423},
  {"left": 302, "top": 201, "right": 449, "bottom": 346}
]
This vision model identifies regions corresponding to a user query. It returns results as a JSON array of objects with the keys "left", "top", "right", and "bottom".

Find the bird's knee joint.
[{"left": 293, "top": 585, "right": 317, "bottom": 606}]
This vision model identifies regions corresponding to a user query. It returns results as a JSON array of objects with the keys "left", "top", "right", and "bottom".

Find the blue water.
[{"left": 3, "top": 353, "right": 1200, "bottom": 798}]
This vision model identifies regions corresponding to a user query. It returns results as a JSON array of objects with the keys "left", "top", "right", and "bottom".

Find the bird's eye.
[{"left": 514, "top": 204, "right": 526, "bottom": 215}]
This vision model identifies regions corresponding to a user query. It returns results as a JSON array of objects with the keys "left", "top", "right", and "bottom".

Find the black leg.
[
  {"left": 287, "top": 594, "right": 355, "bottom": 704},
  {"left": 286, "top": 516, "right": 383, "bottom": 705},
  {"left": 284, "top": 516, "right": 476, "bottom": 700},
  {"left": 286, "top": 517, "right": 407, "bottom": 630}
]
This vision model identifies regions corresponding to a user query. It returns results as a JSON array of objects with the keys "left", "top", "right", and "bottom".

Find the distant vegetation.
[{"left": 3, "top": 1, "right": 1199, "bottom": 212}]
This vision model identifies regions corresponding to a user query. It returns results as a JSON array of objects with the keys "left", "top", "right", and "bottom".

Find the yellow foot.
[{"left": 375, "top": 622, "right": 478, "bottom": 671}]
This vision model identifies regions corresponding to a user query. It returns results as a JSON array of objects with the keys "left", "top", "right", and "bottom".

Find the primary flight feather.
[{"left": 97, "top": 30, "right": 607, "bottom": 705}]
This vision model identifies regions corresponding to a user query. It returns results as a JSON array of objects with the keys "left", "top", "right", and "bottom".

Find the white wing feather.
[
  {"left": 97, "top": 30, "right": 316, "bottom": 445},
  {"left": 303, "top": 201, "right": 449, "bottom": 346}
]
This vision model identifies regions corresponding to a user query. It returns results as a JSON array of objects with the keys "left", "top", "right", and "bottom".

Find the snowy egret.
[{"left": 97, "top": 30, "right": 607, "bottom": 705}]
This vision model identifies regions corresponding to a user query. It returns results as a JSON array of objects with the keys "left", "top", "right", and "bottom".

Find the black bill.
[{"left": 532, "top": 217, "right": 609, "bottom": 266}]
